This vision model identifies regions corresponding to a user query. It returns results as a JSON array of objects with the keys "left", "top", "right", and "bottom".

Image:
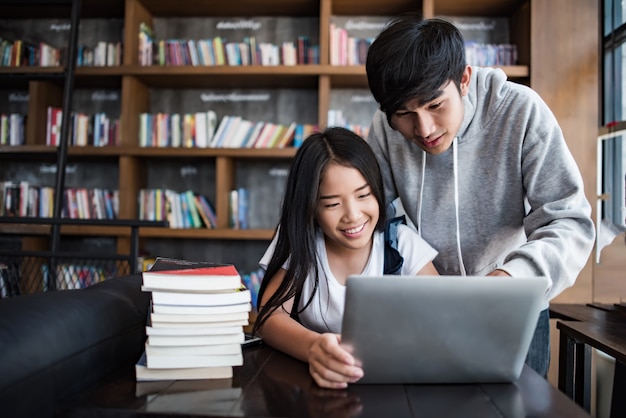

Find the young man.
[{"left": 365, "top": 15, "right": 595, "bottom": 377}]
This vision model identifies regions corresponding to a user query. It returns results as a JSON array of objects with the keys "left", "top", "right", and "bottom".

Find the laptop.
[{"left": 340, "top": 275, "right": 549, "bottom": 384}]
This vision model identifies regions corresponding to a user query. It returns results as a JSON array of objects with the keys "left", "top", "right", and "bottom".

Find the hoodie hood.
[{"left": 457, "top": 66, "right": 511, "bottom": 143}]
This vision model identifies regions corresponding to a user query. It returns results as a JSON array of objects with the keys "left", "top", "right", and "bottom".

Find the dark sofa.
[{"left": 0, "top": 274, "right": 150, "bottom": 418}]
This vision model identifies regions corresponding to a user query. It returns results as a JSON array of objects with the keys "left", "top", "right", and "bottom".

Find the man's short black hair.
[{"left": 366, "top": 15, "right": 467, "bottom": 124}]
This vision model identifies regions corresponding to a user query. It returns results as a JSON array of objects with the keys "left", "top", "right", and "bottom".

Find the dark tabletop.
[{"left": 60, "top": 343, "right": 590, "bottom": 418}]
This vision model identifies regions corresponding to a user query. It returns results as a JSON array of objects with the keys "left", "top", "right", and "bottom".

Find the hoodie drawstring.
[
  {"left": 452, "top": 138, "right": 467, "bottom": 276},
  {"left": 418, "top": 138, "right": 467, "bottom": 276}
]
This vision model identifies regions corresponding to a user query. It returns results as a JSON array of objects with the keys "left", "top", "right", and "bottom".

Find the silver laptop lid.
[{"left": 341, "top": 275, "right": 549, "bottom": 384}]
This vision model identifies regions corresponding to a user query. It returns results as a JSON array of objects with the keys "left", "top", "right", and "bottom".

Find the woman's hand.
[{"left": 308, "top": 333, "right": 363, "bottom": 389}]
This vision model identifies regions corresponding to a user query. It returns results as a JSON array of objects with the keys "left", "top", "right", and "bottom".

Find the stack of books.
[{"left": 136, "top": 258, "right": 252, "bottom": 381}]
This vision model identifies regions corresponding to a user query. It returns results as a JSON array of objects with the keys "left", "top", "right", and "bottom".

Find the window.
[{"left": 598, "top": 0, "right": 626, "bottom": 262}]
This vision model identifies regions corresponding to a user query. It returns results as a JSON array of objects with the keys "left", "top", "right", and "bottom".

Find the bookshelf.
[{"left": 1, "top": 0, "right": 577, "bottom": 275}]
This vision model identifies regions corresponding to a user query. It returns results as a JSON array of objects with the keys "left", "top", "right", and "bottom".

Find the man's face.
[{"left": 390, "top": 65, "right": 471, "bottom": 155}]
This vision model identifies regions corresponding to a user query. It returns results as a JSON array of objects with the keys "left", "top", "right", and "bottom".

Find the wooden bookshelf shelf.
[
  {"left": 139, "top": 228, "right": 276, "bottom": 240},
  {"left": 430, "top": 0, "right": 526, "bottom": 16},
  {"left": 123, "top": 146, "right": 297, "bottom": 159},
  {"left": 136, "top": 0, "right": 320, "bottom": 17}
]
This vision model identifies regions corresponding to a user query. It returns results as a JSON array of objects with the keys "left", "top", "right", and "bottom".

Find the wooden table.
[
  {"left": 550, "top": 303, "right": 626, "bottom": 418},
  {"left": 60, "top": 343, "right": 590, "bottom": 418}
]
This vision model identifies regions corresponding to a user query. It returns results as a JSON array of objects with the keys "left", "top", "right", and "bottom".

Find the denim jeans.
[{"left": 525, "top": 308, "right": 550, "bottom": 378}]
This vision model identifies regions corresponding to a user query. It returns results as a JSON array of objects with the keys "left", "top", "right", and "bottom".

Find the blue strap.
[{"left": 383, "top": 215, "right": 406, "bottom": 275}]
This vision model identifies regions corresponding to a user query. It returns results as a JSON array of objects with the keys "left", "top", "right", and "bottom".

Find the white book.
[
  {"left": 152, "top": 302, "right": 252, "bottom": 315},
  {"left": 135, "top": 352, "right": 233, "bottom": 381},
  {"left": 149, "top": 289, "right": 251, "bottom": 307},
  {"left": 150, "top": 318, "right": 248, "bottom": 328},
  {"left": 171, "top": 113, "right": 181, "bottom": 147},
  {"left": 216, "top": 116, "right": 242, "bottom": 147},
  {"left": 209, "top": 115, "right": 230, "bottom": 147},
  {"left": 194, "top": 112, "right": 208, "bottom": 147},
  {"left": 207, "top": 110, "right": 218, "bottom": 144},
  {"left": 147, "top": 332, "right": 245, "bottom": 347},
  {"left": 224, "top": 119, "right": 253, "bottom": 148},
  {"left": 146, "top": 325, "right": 244, "bottom": 336},
  {"left": 151, "top": 311, "right": 249, "bottom": 323},
  {"left": 146, "top": 351, "right": 243, "bottom": 369},
  {"left": 145, "top": 342, "right": 242, "bottom": 356}
]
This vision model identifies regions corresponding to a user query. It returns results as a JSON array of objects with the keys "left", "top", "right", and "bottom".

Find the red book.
[{"left": 141, "top": 263, "right": 242, "bottom": 292}]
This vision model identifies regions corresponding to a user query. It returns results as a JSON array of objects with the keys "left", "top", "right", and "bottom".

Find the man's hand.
[{"left": 487, "top": 269, "right": 511, "bottom": 277}]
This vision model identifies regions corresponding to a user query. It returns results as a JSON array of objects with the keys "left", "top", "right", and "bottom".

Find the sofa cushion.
[{"left": 0, "top": 273, "right": 150, "bottom": 417}]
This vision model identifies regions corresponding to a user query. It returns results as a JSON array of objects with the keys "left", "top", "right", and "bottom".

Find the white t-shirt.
[{"left": 259, "top": 224, "right": 437, "bottom": 333}]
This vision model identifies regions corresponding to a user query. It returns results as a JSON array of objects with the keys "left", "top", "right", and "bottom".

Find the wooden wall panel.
[{"left": 531, "top": 0, "right": 599, "bottom": 304}]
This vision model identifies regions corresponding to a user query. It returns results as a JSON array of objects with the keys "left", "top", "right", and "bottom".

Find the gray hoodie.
[{"left": 366, "top": 66, "right": 595, "bottom": 306}]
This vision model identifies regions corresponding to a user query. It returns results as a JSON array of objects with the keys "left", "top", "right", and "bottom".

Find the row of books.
[
  {"left": 77, "top": 41, "right": 123, "bottom": 67},
  {"left": 46, "top": 106, "right": 120, "bottom": 147},
  {"left": 1, "top": 181, "right": 119, "bottom": 219},
  {"left": 138, "top": 189, "right": 216, "bottom": 229},
  {"left": 63, "top": 187, "right": 119, "bottom": 220},
  {"left": 329, "top": 23, "right": 374, "bottom": 66},
  {"left": 44, "top": 262, "right": 118, "bottom": 291},
  {"left": 139, "top": 23, "right": 319, "bottom": 67},
  {"left": 212, "top": 117, "right": 300, "bottom": 149},
  {"left": 139, "top": 111, "right": 318, "bottom": 149},
  {"left": 137, "top": 258, "right": 252, "bottom": 381},
  {"left": 0, "top": 38, "right": 62, "bottom": 67},
  {"left": 1, "top": 181, "right": 51, "bottom": 217},
  {"left": 327, "top": 109, "right": 370, "bottom": 138},
  {"left": 1, "top": 37, "right": 124, "bottom": 68},
  {"left": 3, "top": 258, "right": 122, "bottom": 296},
  {"left": 0, "top": 113, "right": 25, "bottom": 146},
  {"left": 465, "top": 42, "right": 518, "bottom": 66},
  {"left": 139, "top": 111, "right": 217, "bottom": 148}
]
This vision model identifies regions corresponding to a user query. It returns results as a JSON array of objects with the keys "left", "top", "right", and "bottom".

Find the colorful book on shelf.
[
  {"left": 243, "top": 121, "right": 265, "bottom": 148},
  {"left": 224, "top": 119, "right": 254, "bottom": 148},
  {"left": 209, "top": 115, "right": 231, "bottom": 147},
  {"left": 265, "top": 124, "right": 286, "bottom": 148},
  {"left": 252, "top": 122, "right": 277, "bottom": 148},
  {"left": 142, "top": 264, "right": 242, "bottom": 292},
  {"left": 215, "top": 115, "right": 242, "bottom": 147},
  {"left": 135, "top": 351, "right": 233, "bottom": 381},
  {"left": 275, "top": 122, "right": 297, "bottom": 148},
  {"left": 193, "top": 194, "right": 217, "bottom": 229},
  {"left": 182, "top": 190, "right": 203, "bottom": 228}
]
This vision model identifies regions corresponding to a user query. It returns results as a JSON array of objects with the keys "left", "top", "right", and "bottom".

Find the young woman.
[{"left": 253, "top": 127, "right": 438, "bottom": 389}]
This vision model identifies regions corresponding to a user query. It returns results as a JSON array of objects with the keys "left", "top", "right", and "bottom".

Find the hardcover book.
[{"left": 142, "top": 263, "right": 242, "bottom": 292}]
